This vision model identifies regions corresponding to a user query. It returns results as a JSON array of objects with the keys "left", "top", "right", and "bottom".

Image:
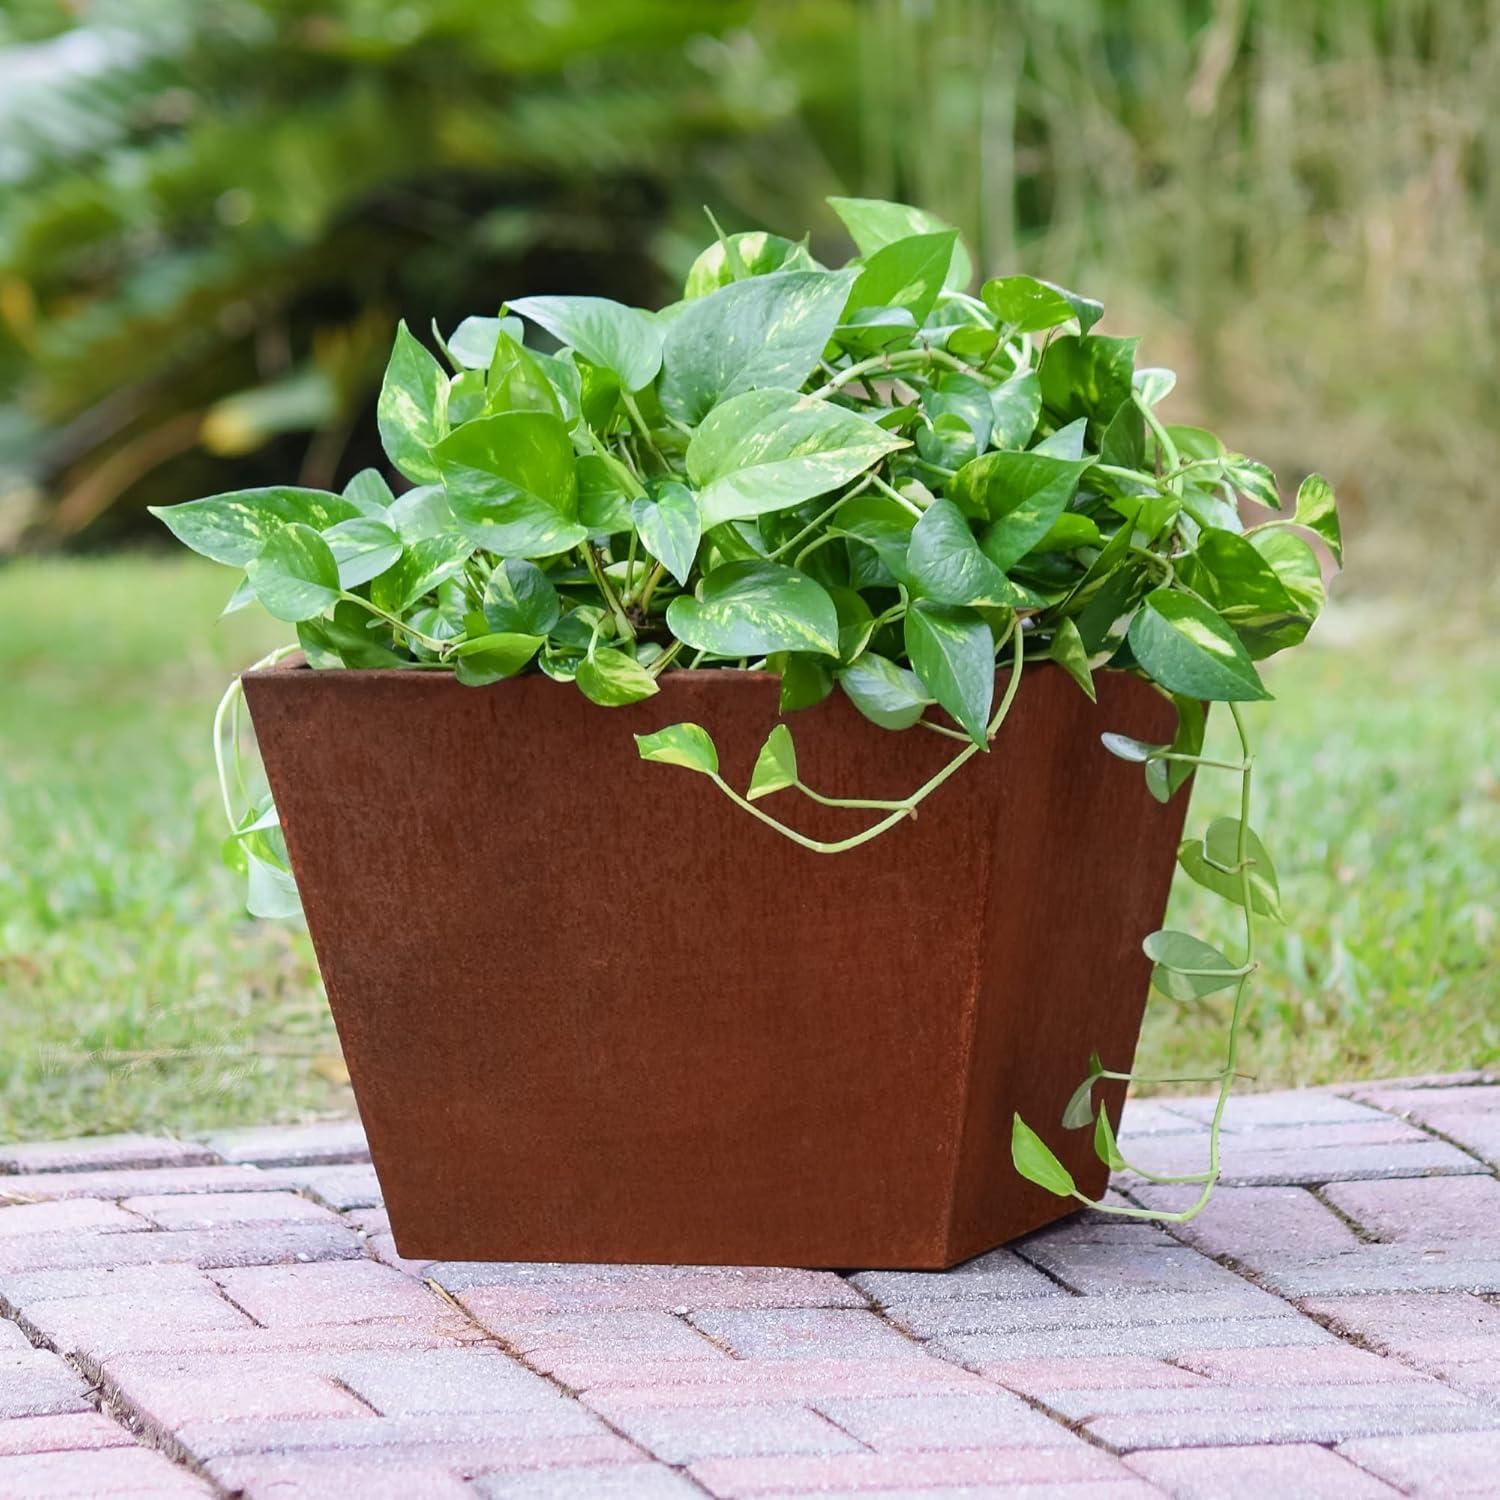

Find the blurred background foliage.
[
  {"left": 2, "top": 0, "right": 1497, "bottom": 581},
  {"left": 1, "top": 0, "right": 1495, "bottom": 1134}
]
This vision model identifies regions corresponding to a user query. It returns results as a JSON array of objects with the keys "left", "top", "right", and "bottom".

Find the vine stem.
[
  {"left": 809, "top": 345, "right": 975, "bottom": 401},
  {"left": 1067, "top": 698, "right": 1259, "bottom": 1223},
  {"left": 212, "top": 643, "right": 300, "bottom": 833},
  {"left": 766, "top": 475, "right": 875, "bottom": 562},
  {"left": 583, "top": 546, "right": 635, "bottom": 643},
  {"left": 788, "top": 782, "right": 908, "bottom": 812},
  {"left": 1133, "top": 391, "right": 1181, "bottom": 480},
  {"left": 622, "top": 391, "right": 668, "bottom": 468},
  {"left": 705, "top": 626, "right": 1026, "bottom": 855},
  {"left": 338, "top": 593, "right": 451, "bottom": 654},
  {"left": 868, "top": 473, "right": 925, "bottom": 518},
  {"left": 646, "top": 640, "right": 686, "bottom": 678}
]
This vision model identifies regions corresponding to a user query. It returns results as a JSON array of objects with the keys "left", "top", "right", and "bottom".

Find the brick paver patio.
[{"left": 1, "top": 1072, "right": 1496, "bottom": 1498}]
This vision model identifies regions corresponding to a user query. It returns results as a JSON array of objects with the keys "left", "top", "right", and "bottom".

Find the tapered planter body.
[{"left": 244, "top": 661, "right": 1185, "bottom": 1269}]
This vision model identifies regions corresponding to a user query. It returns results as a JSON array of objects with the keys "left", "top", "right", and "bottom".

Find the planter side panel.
[
  {"left": 945, "top": 671, "right": 1188, "bottom": 1262},
  {"left": 245, "top": 668, "right": 998, "bottom": 1268}
]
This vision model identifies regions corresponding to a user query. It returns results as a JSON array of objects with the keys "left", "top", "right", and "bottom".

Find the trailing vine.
[{"left": 157, "top": 197, "right": 1342, "bottom": 1222}]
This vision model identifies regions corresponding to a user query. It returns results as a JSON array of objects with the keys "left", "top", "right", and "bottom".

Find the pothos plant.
[{"left": 153, "top": 196, "right": 1342, "bottom": 1224}]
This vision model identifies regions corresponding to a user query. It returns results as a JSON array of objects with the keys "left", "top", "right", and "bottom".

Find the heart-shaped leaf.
[
  {"left": 1177, "top": 817, "right": 1284, "bottom": 921},
  {"left": 1032, "top": 418, "right": 1088, "bottom": 461},
  {"left": 844, "top": 231, "right": 956, "bottom": 327},
  {"left": 683, "top": 230, "right": 819, "bottom": 298},
  {"left": 486, "top": 328, "right": 564, "bottom": 419},
  {"left": 435, "top": 411, "right": 585, "bottom": 558},
  {"left": 1062, "top": 1053, "right": 1105, "bottom": 1129},
  {"left": 245, "top": 523, "right": 341, "bottom": 622},
  {"left": 904, "top": 599, "right": 995, "bottom": 745},
  {"left": 921, "top": 372, "right": 993, "bottom": 456},
  {"left": 1100, "top": 732, "right": 1167, "bottom": 764},
  {"left": 450, "top": 631, "right": 544, "bottom": 686},
  {"left": 827, "top": 195, "right": 973, "bottom": 289},
  {"left": 1011, "top": 1114, "right": 1077, "bottom": 1197},
  {"left": 444, "top": 315, "right": 523, "bottom": 370},
  {"left": 831, "top": 495, "right": 918, "bottom": 584},
  {"left": 576, "top": 647, "right": 659, "bottom": 706},
  {"left": 374, "top": 533, "right": 474, "bottom": 614},
  {"left": 1292, "top": 473, "right": 1342, "bottom": 565},
  {"left": 148, "top": 487, "right": 358, "bottom": 567},
  {"left": 773, "top": 652, "right": 835, "bottom": 712},
  {"left": 323, "top": 517, "right": 403, "bottom": 589},
  {"left": 1049, "top": 617, "right": 1095, "bottom": 700},
  {"left": 482, "top": 558, "right": 561, "bottom": 636},
  {"left": 748, "top": 723, "right": 798, "bottom": 800},
  {"left": 982, "top": 275, "right": 1103, "bottom": 335},
  {"left": 1180, "top": 528, "right": 1312, "bottom": 659},
  {"left": 507, "top": 294, "right": 662, "bottom": 392},
  {"left": 632, "top": 482, "right": 701, "bottom": 587},
  {"left": 907, "top": 499, "right": 1037, "bottom": 608},
  {"left": 377, "top": 322, "right": 447, "bottom": 483},
  {"left": 1094, "top": 1108, "right": 1126, "bottom": 1171},
  {"left": 342, "top": 468, "right": 394, "bottom": 515},
  {"left": 577, "top": 454, "right": 638, "bottom": 536},
  {"left": 989, "top": 371, "right": 1042, "bottom": 451},
  {"left": 1039, "top": 334, "right": 1139, "bottom": 432},
  {"left": 1221, "top": 456, "right": 1281, "bottom": 511},
  {"left": 666, "top": 560, "right": 840, "bottom": 657},
  {"left": 839, "top": 652, "right": 932, "bottom": 730},
  {"left": 1143, "top": 930, "right": 1242, "bottom": 1001},
  {"left": 955, "top": 451, "right": 1092, "bottom": 566},
  {"left": 1127, "top": 589, "right": 1271, "bottom": 702},
  {"left": 659, "top": 269, "right": 857, "bottom": 423},
  {"left": 687, "top": 390, "right": 905, "bottom": 528},
  {"left": 635, "top": 722, "right": 719, "bottom": 776},
  {"left": 1248, "top": 529, "right": 1325, "bottom": 619}
]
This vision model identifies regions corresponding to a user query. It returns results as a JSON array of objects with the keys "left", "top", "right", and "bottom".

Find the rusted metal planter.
[{"left": 243, "top": 660, "right": 1185, "bottom": 1270}]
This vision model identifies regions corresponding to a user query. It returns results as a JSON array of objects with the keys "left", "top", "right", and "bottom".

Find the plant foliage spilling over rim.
[{"left": 155, "top": 196, "right": 1343, "bottom": 1225}]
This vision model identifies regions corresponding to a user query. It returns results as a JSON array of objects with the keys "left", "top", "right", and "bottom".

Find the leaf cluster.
[{"left": 155, "top": 197, "right": 1342, "bottom": 753}]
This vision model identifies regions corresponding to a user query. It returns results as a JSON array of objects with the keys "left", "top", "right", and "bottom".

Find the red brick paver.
[{"left": 0, "top": 1073, "right": 1495, "bottom": 1494}]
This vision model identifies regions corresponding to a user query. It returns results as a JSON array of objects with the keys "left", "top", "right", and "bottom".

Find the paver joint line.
[{"left": 0, "top": 1073, "right": 1497, "bottom": 1494}]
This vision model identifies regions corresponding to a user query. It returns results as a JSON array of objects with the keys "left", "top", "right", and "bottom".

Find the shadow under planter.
[{"left": 244, "top": 661, "right": 1187, "bottom": 1270}]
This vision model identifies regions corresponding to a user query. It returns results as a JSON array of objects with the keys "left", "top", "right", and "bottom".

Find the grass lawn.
[{"left": 1, "top": 554, "right": 1494, "bottom": 1140}]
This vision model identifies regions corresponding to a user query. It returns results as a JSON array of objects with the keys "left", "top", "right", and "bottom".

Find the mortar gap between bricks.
[
  {"left": 1284, "top": 1295, "right": 1489, "bottom": 1403},
  {"left": 1116, "top": 1181, "right": 1305, "bottom": 1292},
  {"left": 990, "top": 1380, "right": 1122, "bottom": 1453},
  {"left": 801, "top": 1400, "right": 879, "bottom": 1455},
  {"left": 207, "top": 1282, "right": 269, "bottom": 1331},
  {"left": 1308, "top": 1183, "right": 1388, "bottom": 1245},
  {"left": 71, "top": 1348, "right": 227, "bottom": 1495},
  {"left": 844, "top": 1292, "right": 1126, "bottom": 1453},
  {"left": 326, "top": 1373, "right": 386, "bottom": 1416},
  {"left": 666, "top": 1307, "right": 743, "bottom": 1360},
  {"left": 418, "top": 1273, "right": 663, "bottom": 1465},
  {"left": 1, "top": 1304, "right": 52, "bottom": 1349},
  {"left": 1355, "top": 1098, "right": 1500, "bottom": 1174},
  {"left": 1011, "top": 1241, "right": 1106, "bottom": 1297}
]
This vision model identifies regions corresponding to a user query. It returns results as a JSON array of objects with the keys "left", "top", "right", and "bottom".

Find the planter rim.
[{"left": 244, "top": 655, "right": 1068, "bottom": 689}]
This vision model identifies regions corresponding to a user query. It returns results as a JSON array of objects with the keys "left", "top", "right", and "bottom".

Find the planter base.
[{"left": 245, "top": 663, "right": 1186, "bottom": 1270}]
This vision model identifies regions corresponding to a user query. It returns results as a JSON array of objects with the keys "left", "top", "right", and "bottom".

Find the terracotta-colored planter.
[{"left": 243, "top": 660, "right": 1186, "bottom": 1270}]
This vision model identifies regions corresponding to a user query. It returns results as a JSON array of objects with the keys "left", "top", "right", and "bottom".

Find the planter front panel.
[{"left": 244, "top": 664, "right": 1182, "bottom": 1268}]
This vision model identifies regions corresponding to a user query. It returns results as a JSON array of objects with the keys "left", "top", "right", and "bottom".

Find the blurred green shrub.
[{"left": 0, "top": 0, "right": 820, "bottom": 545}]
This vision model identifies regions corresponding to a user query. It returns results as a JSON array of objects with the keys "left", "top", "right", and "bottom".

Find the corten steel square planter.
[{"left": 244, "top": 660, "right": 1186, "bottom": 1270}]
